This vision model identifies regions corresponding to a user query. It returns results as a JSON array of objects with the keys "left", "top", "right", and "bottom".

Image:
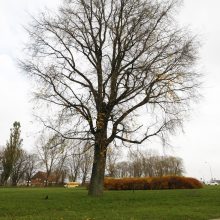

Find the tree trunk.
[
  {"left": 73, "top": 170, "right": 78, "bottom": 182},
  {"left": 81, "top": 174, "right": 87, "bottom": 185},
  {"left": 88, "top": 142, "right": 107, "bottom": 196},
  {"left": 11, "top": 176, "right": 18, "bottom": 186}
]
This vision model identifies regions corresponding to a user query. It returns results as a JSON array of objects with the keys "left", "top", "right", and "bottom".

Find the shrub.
[
  {"left": 104, "top": 177, "right": 151, "bottom": 190},
  {"left": 104, "top": 176, "right": 203, "bottom": 190}
]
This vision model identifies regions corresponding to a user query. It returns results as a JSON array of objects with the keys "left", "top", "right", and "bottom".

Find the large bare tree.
[{"left": 21, "top": 0, "right": 200, "bottom": 196}]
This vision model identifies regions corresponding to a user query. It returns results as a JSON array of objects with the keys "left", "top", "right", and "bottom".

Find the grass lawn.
[{"left": 0, "top": 186, "right": 220, "bottom": 220}]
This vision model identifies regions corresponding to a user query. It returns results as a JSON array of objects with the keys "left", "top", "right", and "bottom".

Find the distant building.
[{"left": 31, "top": 171, "right": 64, "bottom": 186}]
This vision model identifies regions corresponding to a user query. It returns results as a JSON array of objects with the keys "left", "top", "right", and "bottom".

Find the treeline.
[
  {"left": 0, "top": 122, "right": 37, "bottom": 186},
  {"left": 106, "top": 149, "right": 184, "bottom": 178},
  {"left": 0, "top": 122, "right": 184, "bottom": 186},
  {"left": 0, "top": 122, "right": 93, "bottom": 186}
]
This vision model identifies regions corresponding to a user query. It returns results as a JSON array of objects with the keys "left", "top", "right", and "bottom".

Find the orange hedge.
[{"left": 104, "top": 176, "right": 203, "bottom": 190}]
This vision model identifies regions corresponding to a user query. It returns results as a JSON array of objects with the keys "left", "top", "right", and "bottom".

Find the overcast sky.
[{"left": 0, "top": 0, "right": 220, "bottom": 181}]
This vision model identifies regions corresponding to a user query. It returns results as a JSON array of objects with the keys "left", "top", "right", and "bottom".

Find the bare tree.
[
  {"left": 21, "top": 0, "right": 200, "bottom": 196},
  {"left": 115, "top": 161, "right": 130, "bottom": 178},
  {"left": 141, "top": 150, "right": 158, "bottom": 177},
  {"left": 80, "top": 144, "right": 93, "bottom": 185},
  {"left": 66, "top": 142, "right": 93, "bottom": 184},
  {"left": 54, "top": 149, "right": 68, "bottom": 184},
  {"left": 67, "top": 145, "right": 84, "bottom": 182},
  {"left": 169, "top": 156, "right": 184, "bottom": 176},
  {"left": 25, "top": 153, "right": 39, "bottom": 186},
  {"left": 106, "top": 146, "right": 121, "bottom": 177},
  {"left": 128, "top": 150, "right": 143, "bottom": 177},
  {"left": 37, "top": 133, "right": 66, "bottom": 186},
  {"left": 154, "top": 155, "right": 184, "bottom": 176},
  {"left": 0, "top": 148, "right": 4, "bottom": 183}
]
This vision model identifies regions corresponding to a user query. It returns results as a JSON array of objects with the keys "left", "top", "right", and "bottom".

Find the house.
[{"left": 31, "top": 171, "right": 63, "bottom": 186}]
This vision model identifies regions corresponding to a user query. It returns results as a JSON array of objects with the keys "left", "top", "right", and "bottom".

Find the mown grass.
[{"left": 0, "top": 186, "right": 220, "bottom": 220}]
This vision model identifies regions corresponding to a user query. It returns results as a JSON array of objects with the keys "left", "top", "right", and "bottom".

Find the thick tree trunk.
[{"left": 88, "top": 142, "right": 107, "bottom": 196}]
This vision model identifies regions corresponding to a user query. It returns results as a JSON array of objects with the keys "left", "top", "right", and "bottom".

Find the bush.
[
  {"left": 104, "top": 177, "right": 151, "bottom": 190},
  {"left": 104, "top": 176, "right": 203, "bottom": 190}
]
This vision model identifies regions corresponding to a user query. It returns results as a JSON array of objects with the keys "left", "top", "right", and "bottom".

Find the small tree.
[
  {"left": 80, "top": 144, "right": 93, "bottom": 185},
  {"left": 128, "top": 150, "right": 143, "bottom": 177},
  {"left": 115, "top": 161, "right": 130, "bottom": 178},
  {"left": 66, "top": 142, "right": 93, "bottom": 184},
  {"left": 67, "top": 145, "right": 83, "bottom": 182},
  {"left": 54, "top": 148, "right": 68, "bottom": 184},
  {"left": 106, "top": 147, "right": 121, "bottom": 178},
  {"left": 1, "top": 122, "right": 23, "bottom": 185},
  {"left": 37, "top": 132, "right": 66, "bottom": 186},
  {"left": 25, "top": 153, "right": 39, "bottom": 186}
]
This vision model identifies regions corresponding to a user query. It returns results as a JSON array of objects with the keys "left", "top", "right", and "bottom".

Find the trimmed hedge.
[{"left": 104, "top": 176, "right": 203, "bottom": 190}]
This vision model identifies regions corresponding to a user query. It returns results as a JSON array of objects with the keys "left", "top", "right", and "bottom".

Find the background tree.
[
  {"left": 67, "top": 142, "right": 93, "bottom": 184},
  {"left": 154, "top": 155, "right": 184, "bottom": 176},
  {"left": 25, "top": 153, "right": 39, "bottom": 186},
  {"left": 21, "top": 0, "right": 200, "bottom": 196},
  {"left": 80, "top": 144, "right": 93, "bottom": 185},
  {"left": 128, "top": 150, "right": 143, "bottom": 177},
  {"left": 106, "top": 146, "right": 121, "bottom": 178},
  {"left": 0, "top": 147, "right": 4, "bottom": 182},
  {"left": 67, "top": 145, "right": 84, "bottom": 182},
  {"left": 37, "top": 133, "right": 66, "bottom": 186},
  {"left": 1, "top": 122, "right": 23, "bottom": 185},
  {"left": 53, "top": 149, "right": 68, "bottom": 184},
  {"left": 141, "top": 150, "right": 158, "bottom": 177},
  {"left": 113, "top": 150, "right": 184, "bottom": 178},
  {"left": 10, "top": 149, "right": 28, "bottom": 186},
  {"left": 115, "top": 161, "right": 130, "bottom": 178}
]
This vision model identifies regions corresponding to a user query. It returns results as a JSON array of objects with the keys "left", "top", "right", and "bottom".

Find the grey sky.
[{"left": 0, "top": 0, "right": 220, "bottom": 181}]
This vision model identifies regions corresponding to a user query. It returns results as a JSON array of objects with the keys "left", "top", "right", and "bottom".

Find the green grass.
[{"left": 0, "top": 186, "right": 220, "bottom": 220}]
